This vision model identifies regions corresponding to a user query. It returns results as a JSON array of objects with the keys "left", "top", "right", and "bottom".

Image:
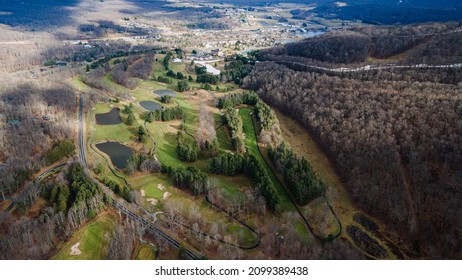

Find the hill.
[
  {"left": 244, "top": 22, "right": 462, "bottom": 259},
  {"left": 259, "top": 21, "right": 462, "bottom": 65}
]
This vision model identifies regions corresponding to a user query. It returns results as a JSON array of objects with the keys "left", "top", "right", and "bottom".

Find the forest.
[
  {"left": 244, "top": 59, "right": 461, "bottom": 259},
  {"left": 259, "top": 22, "right": 462, "bottom": 66}
]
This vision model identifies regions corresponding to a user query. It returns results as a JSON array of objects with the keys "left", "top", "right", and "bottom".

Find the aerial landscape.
[{"left": 0, "top": 0, "right": 461, "bottom": 261}]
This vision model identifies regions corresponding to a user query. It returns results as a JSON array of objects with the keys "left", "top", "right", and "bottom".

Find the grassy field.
[
  {"left": 214, "top": 112, "right": 234, "bottom": 152},
  {"left": 70, "top": 76, "right": 98, "bottom": 94},
  {"left": 128, "top": 173, "right": 172, "bottom": 200},
  {"left": 239, "top": 108, "right": 293, "bottom": 211},
  {"left": 53, "top": 212, "right": 117, "bottom": 260},
  {"left": 134, "top": 243, "right": 156, "bottom": 260},
  {"left": 210, "top": 174, "right": 251, "bottom": 203},
  {"left": 145, "top": 119, "right": 191, "bottom": 168}
]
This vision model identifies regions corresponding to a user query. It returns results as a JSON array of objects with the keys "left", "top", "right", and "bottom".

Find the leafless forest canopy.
[
  {"left": 0, "top": 79, "right": 77, "bottom": 196},
  {"left": 244, "top": 26, "right": 462, "bottom": 258},
  {"left": 261, "top": 21, "right": 462, "bottom": 66}
]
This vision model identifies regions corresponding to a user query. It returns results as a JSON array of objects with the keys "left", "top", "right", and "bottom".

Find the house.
[
  {"left": 211, "top": 49, "right": 224, "bottom": 57},
  {"left": 172, "top": 58, "right": 182, "bottom": 63}
]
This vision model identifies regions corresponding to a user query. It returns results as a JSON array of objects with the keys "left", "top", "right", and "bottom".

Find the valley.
[{"left": 0, "top": 0, "right": 460, "bottom": 261}]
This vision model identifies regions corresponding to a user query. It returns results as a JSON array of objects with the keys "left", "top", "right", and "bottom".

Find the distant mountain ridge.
[{"left": 312, "top": 1, "right": 462, "bottom": 24}]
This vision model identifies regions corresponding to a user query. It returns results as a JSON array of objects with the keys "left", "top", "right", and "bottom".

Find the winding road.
[
  {"left": 0, "top": 163, "right": 66, "bottom": 222},
  {"left": 262, "top": 60, "right": 462, "bottom": 73}
]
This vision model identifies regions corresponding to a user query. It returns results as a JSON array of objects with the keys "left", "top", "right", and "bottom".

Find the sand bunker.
[
  {"left": 70, "top": 242, "right": 81, "bottom": 256},
  {"left": 163, "top": 192, "right": 171, "bottom": 200},
  {"left": 157, "top": 184, "right": 165, "bottom": 191},
  {"left": 147, "top": 198, "right": 158, "bottom": 205},
  {"left": 140, "top": 190, "right": 146, "bottom": 197}
]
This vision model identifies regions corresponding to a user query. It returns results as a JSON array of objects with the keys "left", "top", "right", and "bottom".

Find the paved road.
[
  {"left": 0, "top": 163, "right": 66, "bottom": 222},
  {"left": 78, "top": 97, "right": 88, "bottom": 170},
  {"left": 263, "top": 60, "right": 462, "bottom": 73}
]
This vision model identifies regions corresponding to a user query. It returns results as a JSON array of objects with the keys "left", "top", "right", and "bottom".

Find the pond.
[
  {"left": 95, "top": 142, "right": 133, "bottom": 170},
  {"left": 153, "top": 89, "right": 177, "bottom": 97},
  {"left": 139, "top": 101, "right": 162, "bottom": 111},
  {"left": 95, "top": 108, "right": 122, "bottom": 125}
]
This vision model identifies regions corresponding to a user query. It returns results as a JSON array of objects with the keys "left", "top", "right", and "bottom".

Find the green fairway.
[
  {"left": 239, "top": 108, "right": 293, "bottom": 211},
  {"left": 175, "top": 96, "right": 198, "bottom": 137},
  {"left": 214, "top": 112, "right": 234, "bottom": 151},
  {"left": 145, "top": 119, "right": 188, "bottom": 168},
  {"left": 128, "top": 173, "right": 172, "bottom": 200},
  {"left": 53, "top": 212, "right": 117, "bottom": 260},
  {"left": 134, "top": 244, "right": 156, "bottom": 260}
]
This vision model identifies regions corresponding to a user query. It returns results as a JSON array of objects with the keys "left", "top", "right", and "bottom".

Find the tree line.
[
  {"left": 161, "top": 165, "right": 209, "bottom": 195},
  {"left": 177, "top": 131, "right": 199, "bottom": 162},
  {"left": 222, "top": 106, "right": 245, "bottom": 154},
  {"left": 145, "top": 106, "right": 184, "bottom": 122},
  {"left": 269, "top": 142, "right": 325, "bottom": 205},
  {"left": 44, "top": 139, "right": 75, "bottom": 165},
  {"left": 40, "top": 163, "right": 102, "bottom": 213},
  {"left": 125, "top": 153, "right": 161, "bottom": 175}
]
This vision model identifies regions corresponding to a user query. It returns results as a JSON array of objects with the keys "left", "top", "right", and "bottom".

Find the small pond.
[
  {"left": 139, "top": 101, "right": 162, "bottom": 111},
  {"left": 153, "top": 89, "right": 177, "bottom": 97},
  {"left": 95, "top": 108, "right": 122, "bottom": 125},
  {"left": 96, "top": 142, "right": 133, "bottom": 170}
]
